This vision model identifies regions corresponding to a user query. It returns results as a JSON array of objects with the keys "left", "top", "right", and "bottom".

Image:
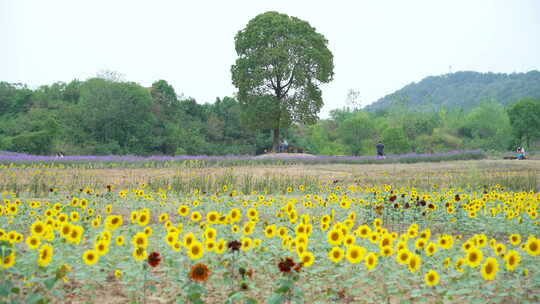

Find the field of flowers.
[{"left": 1, "top": 181, "right": 539, "bottom": 303}]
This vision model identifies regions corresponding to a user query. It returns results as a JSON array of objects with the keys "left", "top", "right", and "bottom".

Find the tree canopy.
[{"left": 231, "top": 11, "right": 334, "bottom": 151}]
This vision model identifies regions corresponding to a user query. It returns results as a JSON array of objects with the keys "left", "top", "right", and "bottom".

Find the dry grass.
[{"left": 1, "top": 159, "right": 539, "bottom": 196}]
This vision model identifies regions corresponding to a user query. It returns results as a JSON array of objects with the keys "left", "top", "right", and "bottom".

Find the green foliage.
[
  {"left": 366, "top": 71, "right": 540, "bottom": 113},
  {"left": 231, "top": 11, "right": 334, "bottom": 151},
  {"left": 381, "top": 127, "right": 410, "bottom": 154},
  {"left": 507, "top": 98, "right": 540, "bottom": 148},
  {"left": 0, "top": 70, "right": 538, "bottom": 156}
]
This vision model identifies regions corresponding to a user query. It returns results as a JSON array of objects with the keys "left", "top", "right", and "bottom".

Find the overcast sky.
[{"left": 1, "top": 0, "right": 539, "bottom": 117}]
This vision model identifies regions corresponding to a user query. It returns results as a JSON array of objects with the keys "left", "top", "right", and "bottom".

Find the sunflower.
[
  {"left": 346, "top": 245, "right": 366, "bottom": 264},
  {"left": 137, "top": 212, "right": 150, "bottom": 226},
  {"left": 365, "top": 252, "right": 378, "bottom": 270},
  {"left": 204, "top": 227, "right": 217, "bottom": 240},
  {"left": 216, "top": 239, "right": 226, "bottom": 254},
  {"left": 328, "top": 247, "right": 344, "bottom": 263},
  {"left": 475, "top": 234, "right": 487, "bottom": 248},
  {"left": 425, "top": 242, "right": 437, "bottom": 256},
  {"left": 396, "top": 249, "right": 410, "bottom": 265},
  {"left": 455, "top": 258, "right": 465, "bottom": 272},
  {"left": 26, "top": 235, "right": 41, "bottom": 250},
  {"left": 1, "top": 251, "right": 15, "bottom": 269},
  {"left": 495, "top": 243, "right": 506, "bottom": 257},
  {"left": 158, "top": 213, "right": 169, "bottom": 223},
  {"left": 31, "top": 221, "right": 46, "bottom": 237},
  {"left": 509, "top": 234, "right": 521, "bottom": 246},
  {"left": 264, "top": 225, "right": 276, "bottom": 238},
  {"left": 344, "top": 234, "right": 356, "bottom": 247},
  {"left": 114, "top": 269, "right": 122, "bottom": 278},
  {"left": 131, "top": 232, "right": 148, "bottom": 248},
  {"left": 94, "top": 240, "right": 109, "bottom": 256},
  {"left": 424, "top": 270, "right": 439, "bottom": 286},
  {"left": 408, "top": 254, "right": 421, "bottom": 273},
  {"left": 38, "top": 243, "right": 53, "bottom": 267},
  {"left": 380, "top": 245, "right": 393, "bottom": 257},
  {"left": 369, "top": 232, "right": 380, "bottom": 244},
  {"left": 525, "top": 237, "right": 540, "bottom": 256},
  {"left": 59, "top": 222, "right": 71, "bottom": 239},
  {"left": 466, "top": 247, "right": 483, "bottom": 268},
  {"left": 68, "top": 226, "right": 83, "bottom": 245},
  {"left": 190, "top": 211, "right": 202, "bottom": 223},
  {"left": 187, "top": 241, "right": 204, "bottom": 260},
  {"left": 206, "top": 211, "right": 220, "bottom": 224},
  {"left": 205, "top": 239, "right": 216, "bottom": 252},
  {"left": 300, "top": 251, "right": 315, "bottom": 267},
  {"left": 83, "top": 249, "right": 99, "bottom": 265},
  {"left": 327, "top": 229, "right": 343, "bottom": 246},
  {"left": 132, "top": 247, "right": 147, "bottom": 262},
  {"left": 189, "top": 263, "right": 210, "bottom": 282},
  {"left": 379, "top": 235, "right": 393, "bottom": 248},
  {"left": 241, "top": 237, "right": 252, "bottom": 251},
  {"left": 415, "top": 238, "right": 427, "bottom": 249},
  {"left": 481, "top": 257, "right": 499, "bottom": 281},
  {"left": 505, "top": 250, "right": 520, "bottom": 271},
  {"left": 105, "top": 215, "right": 123, "bottom": 231},
  {"left": 462, "top": 240, "right": 474, "bottom": 252},
  {"left": 356, "top": 225, "right": 371, "bottom": 238},
  {"left": 116, "top": 235, "right": 125, "bottom": 246}
]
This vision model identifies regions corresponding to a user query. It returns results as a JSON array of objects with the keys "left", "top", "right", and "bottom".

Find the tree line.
[{"left": 0, "top": 78, "right": 538, "bottom": 156}]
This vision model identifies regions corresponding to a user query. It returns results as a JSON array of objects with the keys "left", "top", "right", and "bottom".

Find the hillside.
[{"left": 365, "top": 70, "right": 540, "bottom": 112}]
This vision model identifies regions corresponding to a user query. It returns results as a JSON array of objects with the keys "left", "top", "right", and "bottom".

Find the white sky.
[{"left": 1, "top": 0, "right": 539, "bottom": 118}]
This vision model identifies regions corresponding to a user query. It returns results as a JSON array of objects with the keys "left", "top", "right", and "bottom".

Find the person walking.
[{"left": 376, "top": 141, "right": 385, "bottom": 159}]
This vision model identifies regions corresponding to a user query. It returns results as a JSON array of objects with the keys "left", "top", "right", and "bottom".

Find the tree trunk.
[{"left": 272, "top": 128, "right": 280, "bottom": 152}]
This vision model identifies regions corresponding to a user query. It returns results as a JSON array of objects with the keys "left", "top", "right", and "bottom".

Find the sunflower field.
[{"left": 0, "top": 183, "right": 539, "bottom": 303}]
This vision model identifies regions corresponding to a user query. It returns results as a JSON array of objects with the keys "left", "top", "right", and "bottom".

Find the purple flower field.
[{"left": 0, "top": 150, "right": 485, "bottom": 164}]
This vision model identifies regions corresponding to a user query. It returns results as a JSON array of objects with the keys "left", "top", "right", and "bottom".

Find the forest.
[{"left": 0, "top": 71, "right": 539, "bottom": 156}]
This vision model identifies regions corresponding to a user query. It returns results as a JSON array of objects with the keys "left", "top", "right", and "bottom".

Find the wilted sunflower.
[
  {"left": 278, "top": 257, "right": 296, "bottom": 273},
  {"left": 189, "top": 263, "right": 210, "bottom": 282},
  {"left": 147, "top": 252, "right": 161, "bottom": 268},
  {"left": 227, "top": 240, "right": 241, "bottom": 252}
]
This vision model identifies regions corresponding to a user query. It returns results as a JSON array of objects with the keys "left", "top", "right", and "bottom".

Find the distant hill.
[{"left": 364, "top": 71, "right": 540, "bottom": 112}]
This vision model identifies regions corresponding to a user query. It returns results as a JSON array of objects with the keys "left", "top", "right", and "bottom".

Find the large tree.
[
  {"left": 507, "top": 98, "right": 540, "bottom": 148},
  {"left": 231, "top": 11, "right": 334, "bottom": 152}
]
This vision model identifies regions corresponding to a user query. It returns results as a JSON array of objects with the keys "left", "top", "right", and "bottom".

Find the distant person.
[
  {"left": 517, "top": 146, "right": 526, "bottom": 160},
  {"left": 376, "top": 141, "right": 385, "bottom": 159},
  {"left": 282, "top": 139, "right": 288, "bottom": 153}
]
